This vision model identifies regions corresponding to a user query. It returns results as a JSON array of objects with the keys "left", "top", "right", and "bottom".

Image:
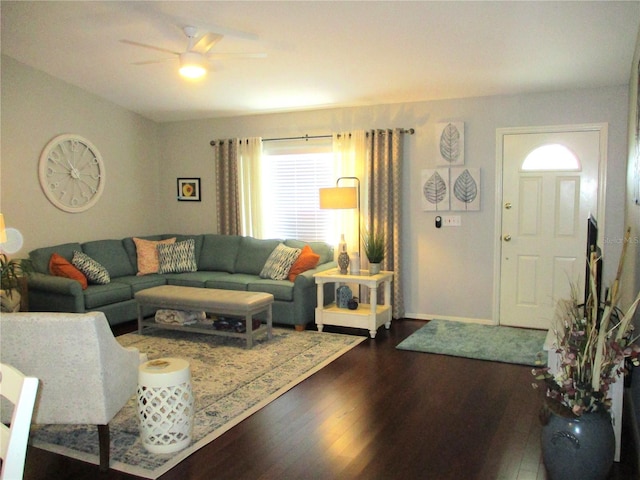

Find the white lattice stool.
[{"left": 137, "top": 357, "right": 194, "bottom": 454}]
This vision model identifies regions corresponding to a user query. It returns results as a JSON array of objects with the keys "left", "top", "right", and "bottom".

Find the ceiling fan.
[{"left": 120, "top": 26, "right": 266, "bottom": 79}]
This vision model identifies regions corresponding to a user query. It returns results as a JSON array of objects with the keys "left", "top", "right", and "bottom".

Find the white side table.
[
  {"left": 137, "top": 357, "right": 194, "bottom": 454},
  {"left": 314, "top": 268, "right": 394, "bottom": 338}
]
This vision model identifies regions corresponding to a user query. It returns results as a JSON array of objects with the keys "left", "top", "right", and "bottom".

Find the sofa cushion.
[
  {"left": 157, "top": 239, "right": 198, "bottom": 274},
  {"left": 164, "top": 271, "right": 229, "bottom": 288},
  {"left": 205, "top": 273, "right": 257, "bottom": 291},
  {"left": 83, "top": 282, "right": 132, "bottom": 309},
  {"left": 247, "top": 279, "right": 295, "bottom": 301},
  {"left": 30, "top": 242, "right": 83, "bottom": 274},
  {"left": 234, "top": 237, "right": 281, "bottom": 275},
  {"left": 133, "top": 237, "right": 176, "bottom": 275},
  {"left": 284, "top": 239, "right": 333, "bottom": 265},
  {"left": 82, "top": 239, "right": 136, "bottom": 277},
  {"left": 112, "top": 275, "right": 167, "bottom": 294},
  {"left": 72, "top": 251, "right": 111, "bottom": 285},
  {"left": 49, "top": 253, "right": 88, "bottom": 289},
  {"left": 287, "top": 245, "right": 321, "bottom": 281},
  {"left": 259, "top": 243, "right": 301, "bottom": 280},
  {"left": 199, "top": 234, "right": 241, "bottom": 272}
]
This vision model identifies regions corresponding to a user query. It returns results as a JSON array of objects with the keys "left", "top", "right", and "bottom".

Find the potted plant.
[
  {"left": 1, "top": 253, "right": 33, "bottom": 312},
  {"left": 532, "top": 227, "right": 640, "bottom": 479},
  {"left": 363, "top": 230, "right": 385, "bottom": 274}
]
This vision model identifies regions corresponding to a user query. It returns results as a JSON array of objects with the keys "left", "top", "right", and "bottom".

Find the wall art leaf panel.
[
  {"left": 450, "top": 167, "right": 480, "bottom": 211},
  {"left": 436, "top": 122, "right": 464, "bottom": 165},
  {"left": 421, "top": 168, "right": 450, "bottom": 211}
]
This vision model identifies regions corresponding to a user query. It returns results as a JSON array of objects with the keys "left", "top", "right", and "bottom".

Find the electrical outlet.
[{"left": 442, "top": 215, "right": 461, "bottom": 227}]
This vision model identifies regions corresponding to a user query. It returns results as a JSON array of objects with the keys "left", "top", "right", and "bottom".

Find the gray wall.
[
  {"left": 0, "top": 54, "right": 630, "bottom": 324},
  {"left": 1, "top": 56, "right": 162, "bottom": 252},
  {"left": 158, "top": 87, "right": 629, "bottom": 323}
]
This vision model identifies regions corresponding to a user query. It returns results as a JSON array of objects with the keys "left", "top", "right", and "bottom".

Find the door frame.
[{"left": 492, "top": 123, "right": 608, "bottom": 325}]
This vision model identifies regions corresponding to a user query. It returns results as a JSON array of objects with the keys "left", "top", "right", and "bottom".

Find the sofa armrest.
[
  {"left": 27, "top": 272, "right": 85, "bottom": 312},
  {"left": 28, "top": 272, "right": 84, "bottom": 295},
  {"left": 293, "top": 261, "right": 337, "bottom": 289}
]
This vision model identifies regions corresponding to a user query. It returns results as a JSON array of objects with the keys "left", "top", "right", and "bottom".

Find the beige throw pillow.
[{"left": 133, "top": 237, "right": 176, "bottom": 275}]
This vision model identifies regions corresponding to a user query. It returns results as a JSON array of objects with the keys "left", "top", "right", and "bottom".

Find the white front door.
[{"left": 498, "top": 126, "right": 604, "bottom": 329}]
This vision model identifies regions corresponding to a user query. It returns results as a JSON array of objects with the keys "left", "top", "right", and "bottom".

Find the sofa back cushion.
[
  {"left": 234, "top": 237, "right": 281, "bottom": 275},
  {"left": 29, "top": 242, "right": 83, "bottom": 274},
  {"left": 81, "top": 239, "right": 135, "bottom": 278},
  {"left": 284, "top": 239, "right": 334, "bottom": 265},
  {"left": 199, "top": 234, "right": 241, "bottom": 272}
]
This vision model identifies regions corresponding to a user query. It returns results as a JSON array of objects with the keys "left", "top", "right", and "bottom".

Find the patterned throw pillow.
[
  {"left": 157, "top": 239, "right": 198, "bottom": 274},
  {"left": 260, "top": 243, "right": 301, "bottom": 280},
  {"left": 133, "top": 237, "right": 176, "bottom": 275},
  {"left": 71, "top": 251, "right": 110, "bottom": 285}
]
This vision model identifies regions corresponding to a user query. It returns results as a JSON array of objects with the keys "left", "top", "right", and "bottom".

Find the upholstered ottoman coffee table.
[{"left": 135, "top": 285, "right": 273, "bottom": 348}]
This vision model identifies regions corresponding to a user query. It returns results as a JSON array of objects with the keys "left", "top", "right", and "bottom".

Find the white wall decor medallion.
[{"left": 38, "top": 134, "right": 105, "bottom": 213}]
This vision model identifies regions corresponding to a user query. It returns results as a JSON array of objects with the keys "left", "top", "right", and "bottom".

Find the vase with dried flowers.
[{"left": 532, "top": 227, "right": 640, "bottom": 479}]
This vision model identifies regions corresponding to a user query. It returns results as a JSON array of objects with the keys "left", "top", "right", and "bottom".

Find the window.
[
  {"left": 261, "top": 140, "right": 336, "bottom": 242},
  {"left": 521, "top": 143, "right": 581, "bottom": 171}
]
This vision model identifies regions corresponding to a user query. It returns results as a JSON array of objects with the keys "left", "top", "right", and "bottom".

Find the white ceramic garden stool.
[{"left": 137, "top": 357, "right": 194, "bottom": 454}]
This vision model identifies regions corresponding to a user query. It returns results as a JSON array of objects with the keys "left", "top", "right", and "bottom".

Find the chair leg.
[{"left": 97, "top": 424, "right": 110, "bottom": 472}]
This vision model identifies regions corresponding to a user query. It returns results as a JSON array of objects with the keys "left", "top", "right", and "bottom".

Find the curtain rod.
[{"left": 209, "top": 128, "right": 414, "bottom": 146}]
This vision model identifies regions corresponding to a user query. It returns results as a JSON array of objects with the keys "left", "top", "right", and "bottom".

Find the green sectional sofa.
[{"left": 27, "top": 234, "right": 336, "bottom": 329}]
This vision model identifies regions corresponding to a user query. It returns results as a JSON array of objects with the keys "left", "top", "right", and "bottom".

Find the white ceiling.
[{"left": 2, "top": 1, "right": 639, "bottom": 123}]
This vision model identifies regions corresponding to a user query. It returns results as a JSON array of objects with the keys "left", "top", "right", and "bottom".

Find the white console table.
[{"left": 313, "top": 268, "right": 393, "bottom": 338}]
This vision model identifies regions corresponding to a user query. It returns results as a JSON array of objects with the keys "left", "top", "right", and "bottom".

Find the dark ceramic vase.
[
  {"left": 541, "top": 409, "right": 615, "bottom": 480},
  {"left": 337, "top": 251, "right": 350, "bottom": 274}
]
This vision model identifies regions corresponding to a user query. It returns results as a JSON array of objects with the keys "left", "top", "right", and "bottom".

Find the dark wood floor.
[{"left": 23, "top": 319, "right": 638, "bottom": 480}]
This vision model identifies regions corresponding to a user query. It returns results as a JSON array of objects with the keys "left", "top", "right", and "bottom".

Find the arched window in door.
[{"left": 521, "top": 143, "right": 581, "bottom": 171}]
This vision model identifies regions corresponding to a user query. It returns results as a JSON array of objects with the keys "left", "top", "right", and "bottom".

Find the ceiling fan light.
[{"left": 179, "top": 52, "right": 206, "bottom": 79}]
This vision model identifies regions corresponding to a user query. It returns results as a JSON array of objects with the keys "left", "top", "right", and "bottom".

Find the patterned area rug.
[
  {"left": 396, "top": 320, "right": 547, "bottom": 367},
  {"left": 30, "top": 327, "right": 365, "bottom": 479}
]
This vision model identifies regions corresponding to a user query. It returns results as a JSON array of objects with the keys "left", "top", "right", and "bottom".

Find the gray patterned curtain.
[
  {"left": 213, "top": 139, "right": 241, "bottom": 235},
  {"left": 365, "top": 129, "right": 405, "bottom": 319}
]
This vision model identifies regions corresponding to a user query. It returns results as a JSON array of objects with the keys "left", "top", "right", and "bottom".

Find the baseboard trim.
[{"left": 404, "top": 313, "right": 496, "bottom": 325}]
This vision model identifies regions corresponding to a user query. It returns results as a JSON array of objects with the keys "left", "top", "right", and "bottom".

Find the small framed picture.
[{"left": 177, "top": 178, "right": 201, "bottom": 201}]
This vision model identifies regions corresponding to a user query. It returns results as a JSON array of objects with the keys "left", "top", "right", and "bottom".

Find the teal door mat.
[{"left": 396, "top": 320, "right": 547, "bottom": 367}]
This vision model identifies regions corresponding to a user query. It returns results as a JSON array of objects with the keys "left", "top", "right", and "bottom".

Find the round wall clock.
[{"left": 38, "top": 134, "right": 106, "bottom": 213}]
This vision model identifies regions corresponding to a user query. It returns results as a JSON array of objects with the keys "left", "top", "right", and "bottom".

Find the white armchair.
[{"left": 0, "top": 311, "right": 140, "bottom": 472}]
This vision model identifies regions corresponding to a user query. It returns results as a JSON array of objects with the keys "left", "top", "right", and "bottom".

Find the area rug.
[
  {"left": 396, "top": 320, "right": 547, "bottom": 367},
  {"left": 30, "top": 327, "right": 365, "bottom": 479}
]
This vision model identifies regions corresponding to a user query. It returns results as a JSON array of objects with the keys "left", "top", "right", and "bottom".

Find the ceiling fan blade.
[
  {"left": 192, "top": 32, "right": 223, "bottom": 54},
  {"left": 120, "top": 39, "right": 180, "bottom": 56},
  {"left": 207, "top": 52, "right": 267, "bottom": 60},
  {"left": 132, "top": 58, "right": 176, "bottom": 66}
]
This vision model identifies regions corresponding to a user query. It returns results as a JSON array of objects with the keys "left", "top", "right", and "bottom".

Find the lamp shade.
[
  {"left": 319, "top": 187, "right": 357, "bottom": 209},
  {"left": 0, "top": 214, "right": 6, "bottom": 244}
]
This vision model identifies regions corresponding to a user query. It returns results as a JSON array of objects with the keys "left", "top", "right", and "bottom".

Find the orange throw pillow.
[
  {"left": 133, "top": 237, "right": 176, "bottom": 275},
  {"left": 49, "top": 253, "right": 88, "bottom": 289},
  {"left": 288, "top": 245, "right": 320, "bottom": 282}
]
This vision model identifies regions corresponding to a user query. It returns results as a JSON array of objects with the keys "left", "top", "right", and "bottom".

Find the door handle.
[{"left": 503, "top": 234, "right": 512, "bottom": 242}]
